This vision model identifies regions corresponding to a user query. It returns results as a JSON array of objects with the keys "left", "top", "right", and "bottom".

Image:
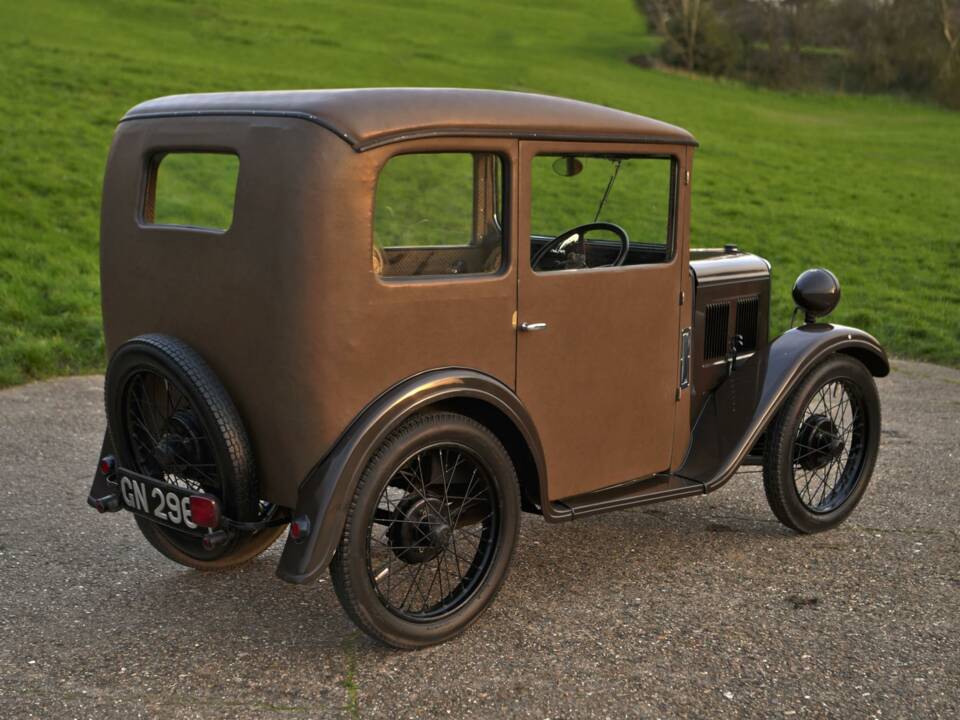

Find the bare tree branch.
[
  {"left": 940, "top": 0, "right": 959, "bottom": 78},
  {"left": 644, "top": 0, "right": 707, "bottom": 71}
]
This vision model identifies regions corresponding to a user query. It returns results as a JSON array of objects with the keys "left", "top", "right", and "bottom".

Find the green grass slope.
[{"left": 1, "top": 0, "right": 958, "bottom": 386}]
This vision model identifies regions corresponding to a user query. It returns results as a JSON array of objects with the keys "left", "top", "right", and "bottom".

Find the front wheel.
[
  {"left": 330, "top": 412, "right": 520, "bottom": 649},
  {"left": 763, "top": 354, "right": 881, "bottom": 533}
]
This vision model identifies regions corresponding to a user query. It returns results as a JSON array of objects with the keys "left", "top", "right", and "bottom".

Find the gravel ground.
[{"left": 0, "top": 359, "right": 957, "bottom": 719}]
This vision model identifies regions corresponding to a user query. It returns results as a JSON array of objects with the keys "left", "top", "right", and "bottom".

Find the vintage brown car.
[{"left": 87, "top": 88, "right": 887, "bottom": 648}]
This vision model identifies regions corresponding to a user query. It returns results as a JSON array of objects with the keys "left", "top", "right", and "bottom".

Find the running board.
[{"left": 548, "top": 474, "right": 705, "bottom": 521}]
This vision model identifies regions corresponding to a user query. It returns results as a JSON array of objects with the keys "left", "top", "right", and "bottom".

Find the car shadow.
[
  {"left": 142, "top": 549, "right": 358, "bottom": 652},
  {"left": 136, "top": 492, "right": 787, "bottom": 657}
]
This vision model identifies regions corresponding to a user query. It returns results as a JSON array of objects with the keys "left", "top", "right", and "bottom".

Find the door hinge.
[
  {"left": 679, "top": 290, "right": 685, "bottom": 306},
  {"left": 685, "top": 170, "right": 691, "bottom": 185}
]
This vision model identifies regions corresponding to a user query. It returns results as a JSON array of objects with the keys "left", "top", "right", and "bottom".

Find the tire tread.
[{"left": 105, "top": 334, "right": 278, "bottom": 569}]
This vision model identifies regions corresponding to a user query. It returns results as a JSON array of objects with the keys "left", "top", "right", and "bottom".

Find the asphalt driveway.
[{"left": 0, "top": 359, "right": 957, "bottom": 719}]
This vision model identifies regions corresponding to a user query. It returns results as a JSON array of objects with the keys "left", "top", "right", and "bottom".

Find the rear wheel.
[
  {"left": 105, "top": 334, "right": 284, "bottom": 569},
  {"left": 762, "top": 355, "right": 881, "bottom": 533},
  {"left": 330, "top": 412, "right": 520, "bottom": 649}
]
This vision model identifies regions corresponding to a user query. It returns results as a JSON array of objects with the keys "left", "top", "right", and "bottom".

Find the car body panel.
[
  {"left": 677, "top": 323, "right": 888, "bottom": 488},
  {"left": 101, "top": 122, "right": 518, "bottom": 508},
  {"left": 91, "top": 89, "right": 888, "bottom": 586},
  {"left": 515, "top": 139, "right": 689, "bottom": 500},
  {"left": 274, "top": 324, "right": 887, "bottom": 584}
]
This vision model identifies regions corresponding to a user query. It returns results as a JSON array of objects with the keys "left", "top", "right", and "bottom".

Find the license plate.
[{"left": 117, "top": 470, "right": 207, "bottom": 534}]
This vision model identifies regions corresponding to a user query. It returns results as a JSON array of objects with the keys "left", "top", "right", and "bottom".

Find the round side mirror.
[{"left": 793, "top": 268, "right": 841, "bottom": 323}]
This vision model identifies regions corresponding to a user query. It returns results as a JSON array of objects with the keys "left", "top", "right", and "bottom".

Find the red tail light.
[
  {"left": 289, "top": 516, "right": 311, "bottom": 542},
  {"left": 99, "top": 456, "right": 117, "bottom": 476},
  {"left": 189, "top": 495, "right": 221, "bottom": 529}
]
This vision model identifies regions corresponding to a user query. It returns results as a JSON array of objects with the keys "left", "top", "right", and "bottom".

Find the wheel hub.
[
  {"left": 796, "top": 413, "right": 844, "bottom": 470},
  {"left": 154, "top": 411, "right": 204, "bottom": 470},
  {"left": 387, "top": 495, "right": 450, "bottom": 564}
]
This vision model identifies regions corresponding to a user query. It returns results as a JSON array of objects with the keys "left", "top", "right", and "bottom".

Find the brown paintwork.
[
  {"left": 123, "top": 88, "right": 698, "bottom": 151},
  {"left": 515, "top": 139, "right": 686, "bottom": 500},
  {"left": 102, "top": 122, "right": 518, "bottom": 508},
  {"left": 101, "top": 91, "right": 702, "bottom": 509},
  {"left": 669, "top": 146, "right": 695, "bottom": 470}
]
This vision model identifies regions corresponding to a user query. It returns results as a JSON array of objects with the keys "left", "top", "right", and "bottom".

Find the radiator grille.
[
  {"left": 736, "top": 296, "right": 760, "bottom": 352},
  {"left": 704, "top": 302, "right": 729, "bottom": 361}
]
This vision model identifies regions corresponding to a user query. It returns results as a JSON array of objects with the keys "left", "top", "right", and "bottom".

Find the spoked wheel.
[
  {"left": 763, "top": 355, "right": 881, "bottom": 533},
  {"left": 123, "top": 370, "right": 217, "bottom": 496},
  {"left": 792, "top": 380, "right": 865, "bottom": 513},
  {"left": 331, "top": 412, "right": 520, "bottom": 648},
  {"left": 371, "top": 445, "right": 498, "bottom": 620},
  {"left": 105, "top": 335, "right": 284, "bottom": 569}
]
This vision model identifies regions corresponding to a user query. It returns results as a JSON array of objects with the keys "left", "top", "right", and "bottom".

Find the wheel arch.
[
  {"left": 427, "top": 396, "right": 544, "bottom": 514},
  {"left": 276, "top": 368, "right": 546, "bottom": 584},
  {"left": 836, "top": 345, "right": 889, "bottom": 378}
]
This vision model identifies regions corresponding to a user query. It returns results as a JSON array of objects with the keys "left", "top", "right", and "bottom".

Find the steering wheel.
[{"left": 531, "top": 222, "right": 630, "bottom": 271}]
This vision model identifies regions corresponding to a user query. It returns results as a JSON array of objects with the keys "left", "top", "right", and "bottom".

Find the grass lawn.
[{"left": 1, "top": 0, "right": 958, "bottom": 386}]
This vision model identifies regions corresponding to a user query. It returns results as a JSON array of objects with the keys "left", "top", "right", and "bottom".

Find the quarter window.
[
  {"left": 530, "top": 155, "right": 675, "bottom": 272},
  {"left": 144, "top": 153, "right": 240, "bottom": 231},
  {"left": 374, "top": 153, "right": 505, "bottom": 278}
]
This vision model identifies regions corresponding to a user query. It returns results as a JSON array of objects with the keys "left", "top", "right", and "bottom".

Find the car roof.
[{"left": 122, "top": 88, "right": 697, "bottom": 151}]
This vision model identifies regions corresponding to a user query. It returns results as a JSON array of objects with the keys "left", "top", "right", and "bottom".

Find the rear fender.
[
  {"left": 678, "top": 323, "right": 888, "bottom": 489},
  {"left": 276, "top": 368, "right": 545, "bottom": 584}
]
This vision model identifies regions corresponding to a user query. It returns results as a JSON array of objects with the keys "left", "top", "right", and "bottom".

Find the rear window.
[{"left": 143, "top": 153, "right": 240, "bottom": 231}]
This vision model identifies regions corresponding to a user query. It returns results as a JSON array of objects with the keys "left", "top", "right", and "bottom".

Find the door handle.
[{"left": 519, "top": 321, "right": 548, "bottom": 332}]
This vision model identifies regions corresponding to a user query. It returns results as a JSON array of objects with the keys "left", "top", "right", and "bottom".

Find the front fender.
[
  {"left": 275, "top": 368, "right": 545, "bottom": 584},
  {"left": 678, "top": 323, "right": 887, "bottom": 489}
]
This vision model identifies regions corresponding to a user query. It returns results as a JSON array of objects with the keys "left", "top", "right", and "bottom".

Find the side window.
[
  {"left": 530, "top": 155, "right": 675, "bottom": 272},
  {"left": 374, "top": 152, "right": 505, "bottom": 278},
  {"left": 143, "top": 153, "right": 240, "bottom": 231}
]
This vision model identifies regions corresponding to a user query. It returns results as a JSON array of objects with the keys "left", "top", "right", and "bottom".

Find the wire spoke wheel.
[
  {"left": 791, "top": 378, "right": 866, "bottom": 513},
  {"left": 122, "top": 369, "right": 220, "bottom": 494},
  {"left": 331, "top": 412, "right": 520, "bottom": 648},
  {"left": 366, "top": 444, "right": 498, "bottom": 621},
  {"left": 762, "top": 355, "right": 881, "bottom": 534}
]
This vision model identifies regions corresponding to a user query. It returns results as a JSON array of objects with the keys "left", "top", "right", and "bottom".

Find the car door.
[{"left": 516, "top": 140, "right": 686, "bottom": 502}]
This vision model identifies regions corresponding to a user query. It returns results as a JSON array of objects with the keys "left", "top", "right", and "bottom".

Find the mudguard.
[
  {"left": 677, "top": 323, "right": 888, "bottom": 490},
  {"left": 276, "top": 368, "right": 545, "bottom": 584}
]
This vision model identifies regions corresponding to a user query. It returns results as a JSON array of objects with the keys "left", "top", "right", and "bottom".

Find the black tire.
[
  {"left": 105, "top": 334, "right": 283, "bottom": 570},
  {"left": 330, "top": 412, "right": 521, "bottom": 649},
  {"left": 762, "top": 354, "right": 881, "bottom": 534}
]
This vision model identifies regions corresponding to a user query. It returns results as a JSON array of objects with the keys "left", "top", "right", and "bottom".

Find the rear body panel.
[{"left": 101, "top": 121, "right": 518, "bottom": 508}]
